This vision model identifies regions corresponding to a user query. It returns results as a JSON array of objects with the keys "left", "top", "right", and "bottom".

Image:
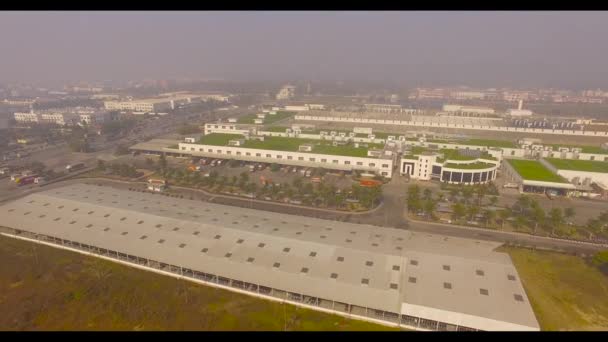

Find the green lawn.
[
  {"left": 545, "top": 158, "right": 608, "bottom": 173},
  {"left": 507, "top": 159, "right": 568, "bottom": 183},
  {"left": 501, "top": 246, "right": 608, "bottom": 331},
  {"left": 0, "top": 235, "right": 396, "bottom": 331},
  {"left": 199, "top": 133, "right": 244, "bottom": 146}
]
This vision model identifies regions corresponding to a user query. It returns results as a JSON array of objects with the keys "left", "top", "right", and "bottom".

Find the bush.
[{"left": 592, "top": 250, "right": 608, "bottom": 266}]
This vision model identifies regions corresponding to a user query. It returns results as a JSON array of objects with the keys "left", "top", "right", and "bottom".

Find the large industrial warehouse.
[{"left": 0, "top": 184, "right": 539, "bottom": 331}]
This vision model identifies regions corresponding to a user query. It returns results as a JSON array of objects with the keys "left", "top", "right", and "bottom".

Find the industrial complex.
[{"left": 0, "top": 184, "right": 540, "bottom": 331}]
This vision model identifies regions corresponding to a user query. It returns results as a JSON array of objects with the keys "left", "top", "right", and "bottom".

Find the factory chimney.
[{"left": 518, "top": 99, "right": 523, "bottom": 110}]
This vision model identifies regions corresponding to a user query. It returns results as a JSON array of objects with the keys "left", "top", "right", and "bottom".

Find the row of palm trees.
[
  {"left": 406, "top": 184, "right": 607, "bottom": 240},
  {"left": 151, "top": 157, "right": 382, "bottom": 211}
]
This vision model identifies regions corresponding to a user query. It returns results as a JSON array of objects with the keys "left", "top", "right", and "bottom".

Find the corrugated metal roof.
[{"left": 0, "top": 184, "right": 539, "bottom": 330}]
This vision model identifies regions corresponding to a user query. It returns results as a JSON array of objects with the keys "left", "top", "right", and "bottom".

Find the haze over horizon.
[{"left": 1, "top": 11, "right": 608, "bottom": 89}]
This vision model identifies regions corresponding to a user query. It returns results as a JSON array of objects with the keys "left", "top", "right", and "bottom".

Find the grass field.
[
  {"left": 545, "top": 158, "right": 608, "bottom": 173},
  {"left": 0, "top": 235, "right": 396, "bottom": 331},
  {"left": 507, "top": 159, "right": 568, "bottom": 183},
  {"left": 500, "top": 246, "right": 608, "bottom": 331}
]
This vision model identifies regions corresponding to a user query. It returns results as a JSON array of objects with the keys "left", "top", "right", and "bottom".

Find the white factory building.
[
  {"left": 276, "top": 85, "right": 296, "bottom": 100},
  {"left": 399, "top": 152, "right": 500, "bottom": 185},
  {"left": 506, "top": 100, "right": 533, "bottom": 117},
  {"left": 0, "top": 184, "right": 540, "bottom": 331},
  {"left": 104, "top": 93, "right": 209, "bottom": 113},
  {"left": 14, "top": 109, "right": 109, "bottom": 126},
  {"left": 442, "top": 105, "right": 496, "bottom": 115},
  {"left": 178, "top": 140, "right": 395, "bottom": 178},
  {"left": 363, "top": 104, "right": 412, "bottom": 114}
]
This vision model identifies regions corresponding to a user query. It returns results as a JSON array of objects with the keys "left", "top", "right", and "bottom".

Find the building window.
[
  {"left": 310, "top": 158, "right": 316, "bottom": 162},
  {"left": 298, "top": 157, "right": 304, "bottom": 161},
  {"left": 369, "top": 163, "right": 375, "bottom": 167},
  {"left": 277, "top": 155, "right": 282, "bottom": 159},
  {"left": 208, "top": 149, "right": 213, "bottom": 152},
  {"left": 246, "top": 152, "right": 251, "bottom": 156},
  {"left": 236, "top": 152, "right": 241, "bottom": 155},
  {"left": 266, "top": 154, "right": 271, "bottom": 158},
  {"left": 357, "top": 162, "right": 363, "bottom": 166},
  {"left": 333, "top": 160, "right": 339, "bottom": 164},
  {"left": 382, "top": 164, "right": 389, "bottom": 168},
  {"left": 321, "top": 159, "right": 327, "bottom": 163},
  {"left": 287, "top": 156, "right": 293, "bottom": 160},
  {"left": 256, "top": 153, "right": 261, "bottom": 157}
]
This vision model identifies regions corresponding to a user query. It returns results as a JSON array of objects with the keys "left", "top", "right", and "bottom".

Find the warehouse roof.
[{"left": 0, "top": 184, "right": 539, "bottom": 331}]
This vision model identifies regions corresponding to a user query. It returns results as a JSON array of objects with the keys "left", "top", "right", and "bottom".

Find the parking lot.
[{"left": 165, "top": 156, "right": 357, "bottom": 190}]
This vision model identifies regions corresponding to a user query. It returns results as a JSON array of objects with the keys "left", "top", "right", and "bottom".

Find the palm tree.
[
  {"left": 467, "top": 205, "right": 480, "bottom": 221},
  {"left": 489, "top": 196, "right": 499, "bottom": 207},
  {"left": 423, "top": 188, "right": 433, "bottom": 201},
  {"left": 475, "top": 185, "right": 487, "bottom": 206},
  {"left": 548, "top": 208, "right": 564, "bottom": 236},
  {"left": 482, "top": 209, "right": 496, "bottom": 227},
  {"left": 462, "top": 187, "right": 474, "bottom": 205},
  {"left": 436, "top": 193, "right": 445, "bottom": 203},
  {"left": 424, "top": 199, "right": 437, "bottom": 220},
  {"left": 498, "top": 209, "right": 511, "bottom": 229},
  {"left": 531, "top": 205, "right": 546, "bottom": 234},
  {"left": 564, "top": 207, "right": 575, "bottom": 224},
  {"left": 452, "top": 203, "right": 466, "bottom": 221},
  {"left": 586, "top": 219, "right": 602, "bottom": 240}
]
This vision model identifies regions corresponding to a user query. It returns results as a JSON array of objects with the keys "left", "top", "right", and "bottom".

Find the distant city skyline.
[{"left": 1, "top": 11, "right": 608, "bottom": 89}]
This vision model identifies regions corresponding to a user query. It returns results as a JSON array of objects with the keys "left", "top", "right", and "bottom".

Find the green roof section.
[
  {"left": 444, "top": 162, "right": 496, "bottom": 170},
  {"left": 546, "top": 144, "right": 608, "bottom": 155},
  {"left": 263, "top": 126, "right": 290, "bottom": 132},
  {"left": 199, "top": 133, "right": 244, "bottom": 146},
  {"left": 425, "top": 138, "right": 517, "bottom": 148},
  {"left": 237, "top": 111, "right": 295, "bottom": 125},
  {"left": 507, "top": 159, "right": 569, "bottom": 183},
  {"left": 545, "top": 158, "right": 608, "bottom": 173},
  {"left": 196, "top": 133, "right": 384, "bottom": 158},
  {"left": 460, "top": 139, "right": 518, "bottom": 148}
]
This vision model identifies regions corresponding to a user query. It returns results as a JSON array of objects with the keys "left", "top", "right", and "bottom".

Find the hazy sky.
[{"left": 1, "top": 11, "right": 607, "bottom": 88}]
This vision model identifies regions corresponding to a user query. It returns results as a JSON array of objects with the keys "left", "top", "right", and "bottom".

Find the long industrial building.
[{"left": 0, "top": 184, "right": 540, "bottom": 331}]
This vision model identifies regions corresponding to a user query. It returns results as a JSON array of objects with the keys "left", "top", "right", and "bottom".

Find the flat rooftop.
[
  {"left": 197, "top": 133, "right": 386, "bottom": 158},
  {"left": 545, "top": 158, "right": 608, "bottom": 173},
  {"left": 0, "top": 184, "right": 539, "bottom": 331},
  {"left": 506, "top": 159, "right": 569, "bottom": 183}
]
